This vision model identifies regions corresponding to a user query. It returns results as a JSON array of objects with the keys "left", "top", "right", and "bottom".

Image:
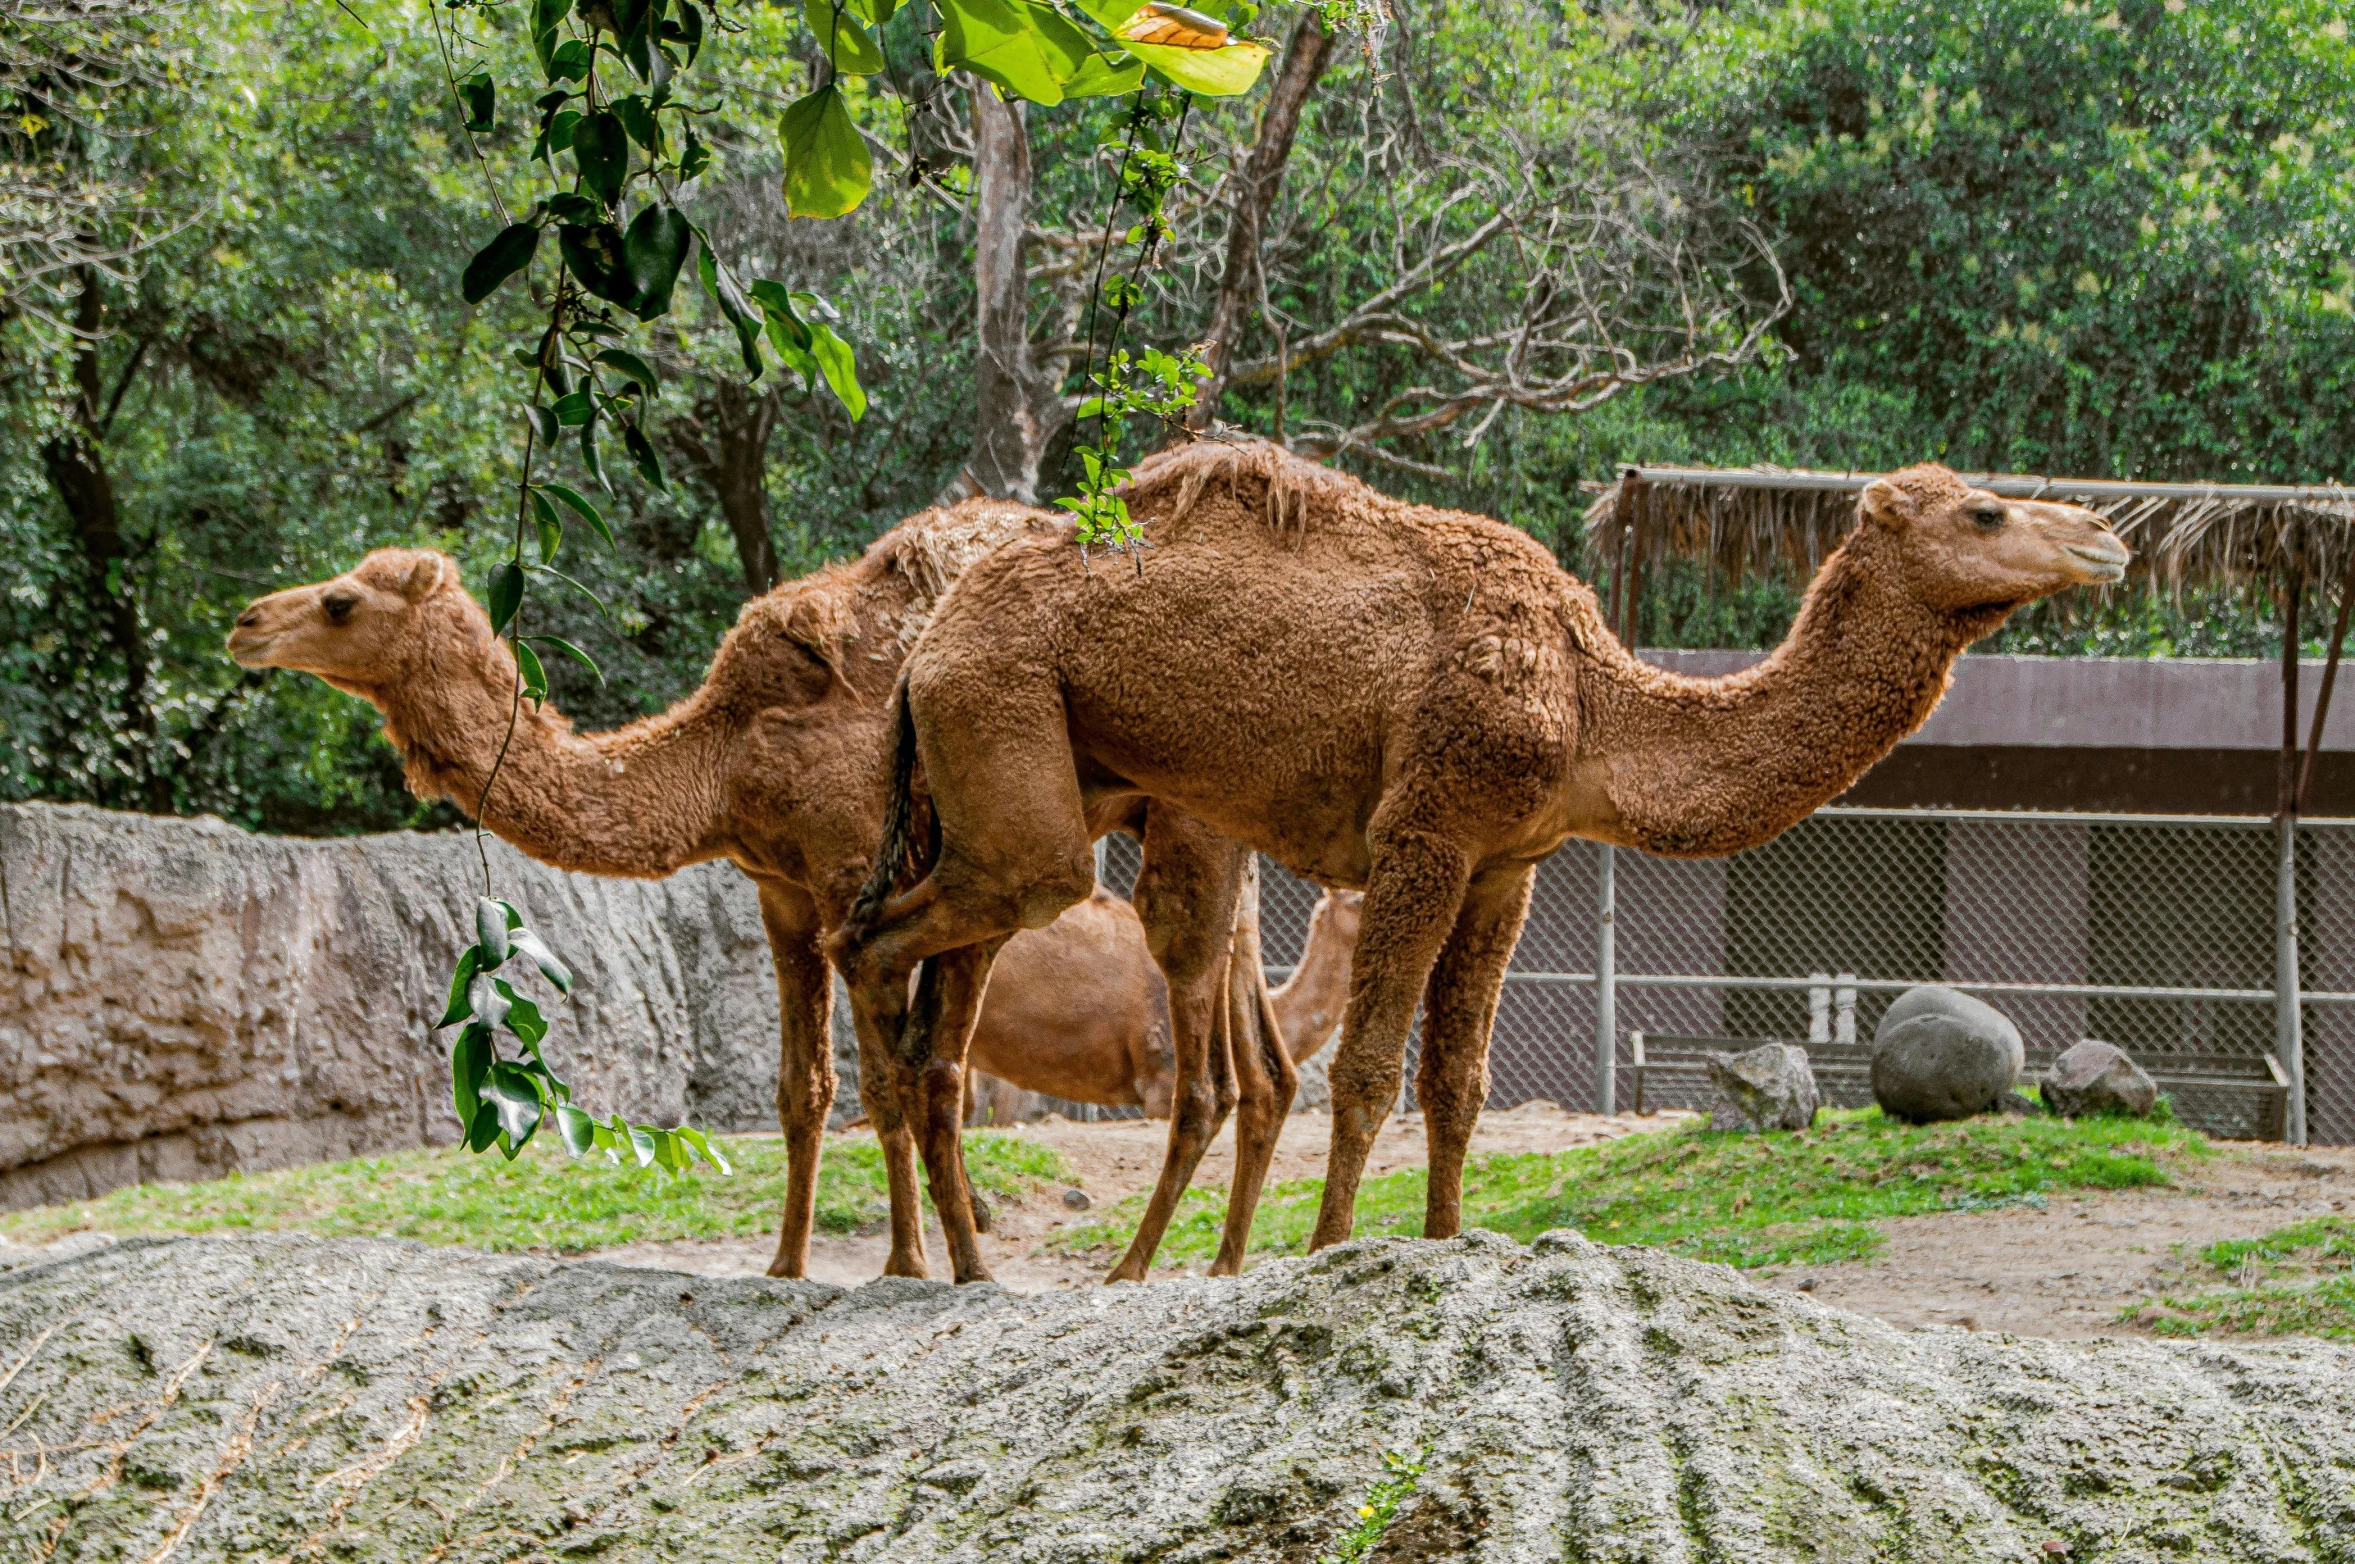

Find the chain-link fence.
[{"left": 1104, "top": 810, "right": 2355, "bottom": 1144}]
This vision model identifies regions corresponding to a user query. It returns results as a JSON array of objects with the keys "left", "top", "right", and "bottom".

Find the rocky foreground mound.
[{"left": 3, "top": 1235, "right": 2352, "bottom": 1561}]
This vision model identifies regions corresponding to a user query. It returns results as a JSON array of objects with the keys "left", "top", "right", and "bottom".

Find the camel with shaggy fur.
[
  {"left": 225, "top": 506, "right": 1312, "bottom": 1281},
  {"left": 838, "top": 447, "right": 2129, "bottom": 1283}
]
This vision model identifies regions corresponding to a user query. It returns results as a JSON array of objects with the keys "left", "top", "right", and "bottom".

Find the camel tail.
[{"left": 851, "top": 677, "right": 926, "bottom": 931}]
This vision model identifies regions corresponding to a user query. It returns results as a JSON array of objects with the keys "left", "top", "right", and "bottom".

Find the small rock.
[
  {"left": 1997, "top": 1090, "right": 2043, "bottom": 1117},
  {"left": 1705, "top": 1043, "right": 1820, "bottom": 1133},
  {"left": 1061, "top": 1187, "right": 1092, "bottom": 1211},
  {"left": 2043, "top": 1040, "right": 2158, "bottom": 1118},
  {"left": 1876, "top": 985, "right": 2025, "bottom": 1084},
  {"left": 1872, "top": 1015, "right": 2015, "bottom": 1123},
  {"left": 1796, "top": 1276, "right": 1818, "bottom": 1293}
]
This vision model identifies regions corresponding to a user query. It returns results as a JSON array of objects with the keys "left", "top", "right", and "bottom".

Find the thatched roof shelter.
[{"left": 1580, "top": 464, "right": 2355, "bottom": 592}]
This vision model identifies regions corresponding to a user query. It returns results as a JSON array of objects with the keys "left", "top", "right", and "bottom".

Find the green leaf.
[
  {"left": 529, "top": 491, "right": 564, "bottom": 568},
  {"left": 615, "top": 93, "right": 662, "bottom": 153},
  {"left": 937, "top": 0, "right": 1092, "bottom": 105},
  {"left": 1119, "top": 34, "right": 1270, "bottom": 95},
  {"left": 626, "top": 1120, "right": 659, "bottom": 1168},
  {"left": 528, "top": 634, "right": 606, "bottom": 684},
  {"left": 572, "top": 109, "right": 630, "bottom": 205},
  {"left": 664, "top": 0, "right": 706, "bottom": 64},
  {"left": 461, "top": 224, "right": 540, "bottom": 305},
  {"left": 533, "top": 0, "right": 575, "bottom": 73},
  {"left": 539, "top": 481, "right": 613, "bottom": 548},
  {"left": 1063, "top": 52, "right": 1147, "bottom": 97},
  {"left": 488, "top": 560, "right": 525, "bottom": 635},
  {"left": 778, "top": 86, "right": 872, "bottom": 220},
  {"left": 551, "top": 391, "right": 595, "bottom": 429},
  {"left": 622, "top": 204, "right": 693, "bottom": 321},
  {"left": 555, "top": 1102, "right": 598, "bottom": 1155},
  {"left": 546, "top": 107, "right": 584, "bottom": 152},
  {"left": 622, "top": 419, "right": 666, "bottom": 489},
  {"left": 509, "top": 927, "right": 575, "bottom": 994},
  {"left": 591, "top": 348, "right": 659, "bottom": 395},
  {"left": 694, "top": 232, "right": 765, "bottom": 375},
  {"left": 581, "top": 419, "right": 610, "bottom": 493},
  {"left": 456, "top": 69, "right": 495, "bottom": 133},
  {"left": 439, "top": 945, "right": 483, "bottom": 1028},
  {"left": 452, "top": 1023, "right": 494, "bottom": 1134},
  {"left": 558, "top": 223, "right": 639, "bottom": 311},
  {"left": 1070, "top": 0, "right": 1143, "bottom": 25},
  {"left": 545, "top": 191, "right": 600, "bottom": 225},
  {"left": 807, "top": 322, "right": 866, "bottom": 420},
  {"left": 841, "top": 0, "right": 898, "bottom": 19},
  {"left": 476, "top": 897, "right": 511, "bottom": 965},
  {"left": 494, "top": 981, "right": 549, "bottom": 1045},
  {"left": 675, "top": 1125, "right": 733, "bottom": 1175},
  {"left": 528, "top": 402, "right": 561, "bottom": 447},
  {"left": 678, "top": 124, "right": 711, "bottom": 183},
  {"left": 803, "top": 0, "right": 886, "bottom": 73},
  {"left": 468, "top": 970, "right": 512, "bottom": 1031},
  {"left": 486, "top": 1062, "right": 548, "bottom": 1149},
  {"left": 515, "top": 637, "right": 549, "bottom": 702},
  {"left": 549, "top": 37, "right": 594, "bottom": 83}
]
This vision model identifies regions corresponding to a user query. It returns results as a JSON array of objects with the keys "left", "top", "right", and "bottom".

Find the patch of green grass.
[
  {"left": 0, "top": 1132, "right": 1067, "bottom": 1256},
  {"left": 1056, "top": 1108, "right": 2208, "bottom": 1271},
  {"left": 2129, "top": 1216, "right": 2355, "bottom": 1340}
]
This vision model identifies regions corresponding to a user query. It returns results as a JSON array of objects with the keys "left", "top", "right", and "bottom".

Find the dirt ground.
[{"left": 597, "top": 1110, "right": 2355, "bottom": 1340}]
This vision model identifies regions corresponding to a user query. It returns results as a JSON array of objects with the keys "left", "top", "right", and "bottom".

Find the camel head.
[
  {"left": 227, "top": 548, "right": 465, "bottom": 697},
  {"left": 1859, "top": 464, "right": 2129, "bottom": 619}
]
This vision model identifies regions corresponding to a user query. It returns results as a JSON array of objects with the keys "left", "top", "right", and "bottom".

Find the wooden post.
[{"left": 1595, "top": 841, "right": 1616, "bottom": 1116}]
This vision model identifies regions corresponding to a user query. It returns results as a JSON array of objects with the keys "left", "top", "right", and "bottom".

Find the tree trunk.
[
  {"left": 1187, "top": 13, "right": 1336, "bottom": 431},
  {"left": 40, "top": 267, "right": 160, "bottom": 809},
  {"left": 944, "top": 81, "right": 1068, "bottom": 505},
  {"left": 672, "top": 378, "right": 783, "bottom": 596}
]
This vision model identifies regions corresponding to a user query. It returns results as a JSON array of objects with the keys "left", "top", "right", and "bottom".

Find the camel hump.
[{"left": 1122, "top": 437, "right": 1372, "bottom": 538}]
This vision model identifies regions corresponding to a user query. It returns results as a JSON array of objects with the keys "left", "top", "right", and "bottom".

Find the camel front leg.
[
  {"left": 755, "top": 883, "right": 837, "bottom": 1281},
  {"left": 1211, "top": 856, "right": 1298, "bottom": 1277},
  {"left": 1108, "top": 813, "right": 1245, "bottom": 1283},
  {"left": 1416, "top": 862, "right": 1534, "bottom": 1241},
  {"left": 1313, "top": 827, "right": 1471, "bottom": 1253}
]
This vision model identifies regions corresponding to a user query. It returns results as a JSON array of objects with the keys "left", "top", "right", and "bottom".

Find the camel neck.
[
  {"left": 373, "top": 614, "right": 732, "bottom": 879},
  {"left": 1580, "top": 531, "right": 1990, "bottom": 857}
]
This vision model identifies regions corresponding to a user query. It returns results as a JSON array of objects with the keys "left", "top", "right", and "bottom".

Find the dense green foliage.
[
  {"left": 5, "top": 0, "right": 2351, "bottom": 832},
  {"left": 1056, "top": 1106, "right": 2209, "bottom": 1269}
]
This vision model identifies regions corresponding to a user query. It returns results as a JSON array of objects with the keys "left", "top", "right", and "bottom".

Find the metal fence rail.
[{"left": 1102, "top": 809, "right": 2355, "bottom": 1145}]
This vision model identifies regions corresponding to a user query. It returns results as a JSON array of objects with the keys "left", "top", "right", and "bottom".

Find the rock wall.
[
  {"left": 0, "top": 803, "right": 786, "bottom": 1209},
  {"left": 3, "top": 1230, "right": 2352, "bottom": 1561}
]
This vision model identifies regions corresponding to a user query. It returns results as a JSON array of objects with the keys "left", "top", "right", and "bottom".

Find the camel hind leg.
[
  {"left": 1210, "top": 857, "right": 1298, "bottom": 1278},
  {"left": 1106, "top": 810, "right": 1247, "bottom": 1283},
  {"left": 1416, "top": 862, "right": 1534, "bottom": 1241},
  {"left": 835, "top": 678, "right": 1096, "bottom": 1283},
  {"left": 1312, "top": 823, "right": 1473, "bottom": 1253}
]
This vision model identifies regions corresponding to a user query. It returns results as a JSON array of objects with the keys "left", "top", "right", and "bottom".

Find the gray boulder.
[
  {"left": 2044, "top": 1039, "right": 2160, "bottom": 1118},
  {"left": 7, "top": 1233, "right": 2355, "bottom": 1562},
  {"left": 0, "top": 802, "right": 784, "bottom": 1210},
  {"left": 1876, "top": 984, "right": 2025, "bottom": 1084},
  {"left": 1707, "top": 1042, "right": 1821, "bottom": 1132},
  {"left": 1872, "top": 1014, "right": 2017, "bottom": 1123}
]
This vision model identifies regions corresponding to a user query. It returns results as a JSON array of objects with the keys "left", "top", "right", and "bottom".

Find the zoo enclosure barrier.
[{"left": 1107, "top": 808, "right": 2355, "bottom": 1146}]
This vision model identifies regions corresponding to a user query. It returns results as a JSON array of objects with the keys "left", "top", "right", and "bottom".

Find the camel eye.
[
  {"left": 1970, "top": 506, "right": 2005, "bottom": 531},
  {"left": 322, "top": 590, "right": 360, "bottom": 624}
]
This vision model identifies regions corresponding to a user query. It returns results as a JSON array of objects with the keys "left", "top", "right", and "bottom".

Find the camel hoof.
[
  {"left": 1104, "top": 1262, "right": 1147, "bottom": 1285},
  {"left": 765, "top": 1258, "right": 803, "bottom": 1280},
  {"left": 969, "top": 1193, "right": 994, "bottom": 1234},
  {"left": 883, "top": 1256, "right": 930, "bottom": 1280}
]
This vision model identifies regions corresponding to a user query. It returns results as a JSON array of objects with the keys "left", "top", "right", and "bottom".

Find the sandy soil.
[
  {"left": 597, "top": 1113, "right": 2355, "bottom": 1341},
  {"left": 1755, "top": 1142, "right": 2355, "bottom": 1338}
]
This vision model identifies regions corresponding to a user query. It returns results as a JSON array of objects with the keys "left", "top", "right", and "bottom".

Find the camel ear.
[
  {"left": 400, "top": 556, "right": 447, "bottom": 602},
  {"left": 1860, "top": 478, "right": 1917, "bottom": 530}
]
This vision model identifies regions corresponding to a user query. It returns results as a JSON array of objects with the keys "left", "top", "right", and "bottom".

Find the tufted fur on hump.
[
  {"left": 732, "top": 496, "right": 1051, "bottom": 676},
  {"left": 1122, "top": 437, "right": 1365, "bottom": 538}
]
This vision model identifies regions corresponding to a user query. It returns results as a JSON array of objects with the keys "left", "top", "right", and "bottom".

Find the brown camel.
[
  {"left": 223, "top": 507, "right": 1292, "bottom": 1282},
  {"left": 966, "top": 883, "right": 1362, "bottom": 1122},
  {"left": 837, "top": 446, "right": 2129, "bottom": 1283}
]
